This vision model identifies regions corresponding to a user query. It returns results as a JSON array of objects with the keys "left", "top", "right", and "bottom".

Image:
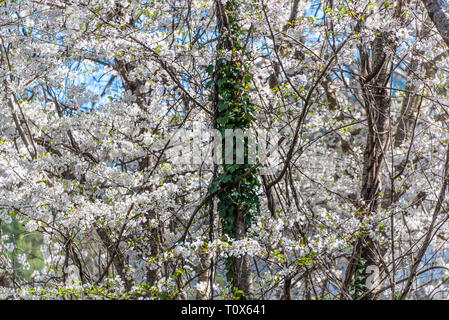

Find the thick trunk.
[
  {"left": 0, "top": 269, "right": 13, "bottom": 288},
  {"left": 213, "top": 0, "right": 259, "bottom": 299},
  {"left": 344, "top": 32, "right": 392, "bottom": 299},
  {"left": 232, "top": 208, "right": 253, "bottom": 296},
  {"left": 421, "top": 0, "right": 449, "bottom": 47}
]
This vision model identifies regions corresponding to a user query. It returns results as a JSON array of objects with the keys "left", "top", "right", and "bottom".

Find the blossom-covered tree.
[{"left": 1, "top": 0, "right": 449, "bottom": 300}]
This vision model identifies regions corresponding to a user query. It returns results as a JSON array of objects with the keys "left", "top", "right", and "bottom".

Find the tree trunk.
[
  {"left": 212, "top": 0, "right": 260, "bottom": 299},
  {"left": 344, "top": 32, "right": 392, "bottom": 299},
  {"left": 232, "top": 208, "right": 254, "bottom": 295},
  {"left": 421, "top": 0, "right": 449, "bottom": 47}
]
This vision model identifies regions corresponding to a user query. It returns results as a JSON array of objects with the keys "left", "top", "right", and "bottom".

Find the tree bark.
[
  {"left": 421, "top": 0, "right": 449, "bottom": 47},
  {"left": 344, "top": 32, "right": 393, "bottom": 299}
]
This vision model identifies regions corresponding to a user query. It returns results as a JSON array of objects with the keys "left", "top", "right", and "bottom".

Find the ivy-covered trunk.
[{"left": 209, "top": 0, "right": 260, "bottom": 299}]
